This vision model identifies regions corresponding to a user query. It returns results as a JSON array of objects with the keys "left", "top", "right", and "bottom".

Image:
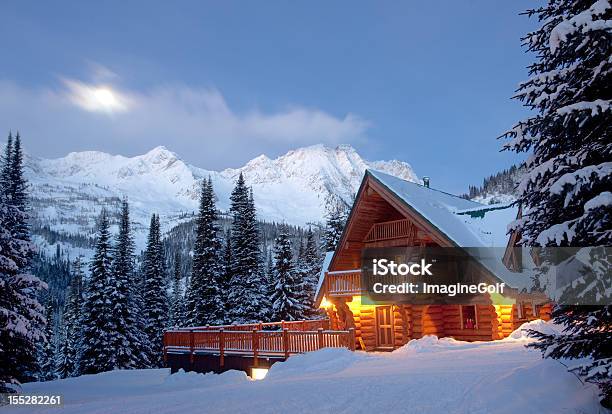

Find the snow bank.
[
  {"left": 15, "top": 324, "right": 603, "bottom": 414},
  {"left": 162, "top": 368, "right": 247, "bottom": 389},
  {"left": 506, "top": 319, "right": 563, "bottom": 340},
  {"left": 266, "top": 347, "right": 371, "bottom": 380}
]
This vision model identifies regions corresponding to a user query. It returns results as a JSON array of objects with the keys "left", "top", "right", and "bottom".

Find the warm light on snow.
[{"left": 250, "top": 367, "right": 268, "bottom": 380}]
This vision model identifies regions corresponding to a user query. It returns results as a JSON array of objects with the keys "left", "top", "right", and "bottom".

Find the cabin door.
[{"left": 376, "top": 306, "right": 394, "bottom": 348}]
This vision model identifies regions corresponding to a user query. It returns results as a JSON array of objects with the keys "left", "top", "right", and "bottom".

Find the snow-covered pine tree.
[
  {"left": 109, "top": 199, "right": 150, "bottom": 370},
  {"left": 263, "top": 249, "right": 275, "bottom": 321},
  {"left": 78, "top": 209, "right": 114, "bottom": 374},
  {"left": 185, "top": 177, "right": 224, "bottom": 326},
  {"left": 271, "top": 229, "right": 306, "bottom": 321},
  {"left": 323, "top": 195, "right": 349, "bottom": 252},
  {"left": 37, "top": 299, "right": 56, "bottom": 382},
  {"left": 169, "top": 252, "right": 186, "bottom": 327},
  {"left": 143, "top": 214, "right": 168, "bottom": 367},
  {"left": 295, "top": 238, "right": 310, "bottom": 310},
  {"left": 55, "top": 257, "right": 84, "bottom": 378},
  {"left": 130, "top": 259, "right": 153, "bottom": 369},
  {"left": 302, "top": 228, "right": 322, "bottom": 317},
  {"left": 221, "top": 229, "right": 233, "bottom": 322},
  {"left": 501, "top": 1, "right": 611, "bottom": 405},
  {"left": 228, "top": 175, "right": 266, "bottom": 323},
  {"left": 0, "top": 132, "right": 46, "bottom": 392}
]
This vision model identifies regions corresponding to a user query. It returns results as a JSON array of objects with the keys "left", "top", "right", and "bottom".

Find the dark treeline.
[{"left": 461, "top": 165, "right": 523, "bottom": 201}]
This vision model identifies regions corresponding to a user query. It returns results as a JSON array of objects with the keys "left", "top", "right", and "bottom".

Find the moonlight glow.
[{"left": 63, "top": 80, "right": 130, "bottom": 113}]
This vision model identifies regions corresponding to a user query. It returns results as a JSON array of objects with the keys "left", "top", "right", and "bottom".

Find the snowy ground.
[{"left": 4, "top": 321, "right": 604, "bottom": 414}]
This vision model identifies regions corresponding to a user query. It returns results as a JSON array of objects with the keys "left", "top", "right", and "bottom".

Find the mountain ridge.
[{"left": 22, "top": 144, "right": 419, "bottom": 254}]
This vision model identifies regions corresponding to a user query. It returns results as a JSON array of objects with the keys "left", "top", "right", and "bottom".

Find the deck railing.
[
  {"left": 163, "top": 319, "right": 355, "bottom": 368},
  {"left": 364, "top": 218, "right": 413, "bottom": 242},
  {"left": 326, "top": 270, "right": 363, "bottom": 296}
]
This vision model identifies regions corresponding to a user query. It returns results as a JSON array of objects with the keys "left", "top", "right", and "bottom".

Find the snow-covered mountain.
[{"left": 24, "top": 144, "right": 419, "bottom": 253}]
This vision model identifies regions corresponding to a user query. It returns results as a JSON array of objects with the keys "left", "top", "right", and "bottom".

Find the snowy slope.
[
  {"left": 23, "top": 144, "right": 419, "bottom": 253},
  {"left": 14, "top": 321, "right": 602, "bottom": 414}
]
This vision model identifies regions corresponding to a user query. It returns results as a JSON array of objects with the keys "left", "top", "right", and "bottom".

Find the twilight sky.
[{"left": 0, "top": 0, "right": 540, "bottom": 194}]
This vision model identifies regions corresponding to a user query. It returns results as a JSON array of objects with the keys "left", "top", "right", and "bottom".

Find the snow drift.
[{"left": 15, "top": 321, "right": 603, "bottom": 414}]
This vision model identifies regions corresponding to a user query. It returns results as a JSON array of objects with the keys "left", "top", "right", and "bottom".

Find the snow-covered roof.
[
  {"left": 314, "top": 251, "right": 334, "bottom": 306},
  {"left": 368, "top": 169, "right": 517, "bottom": 248},
  {"left": 366, "top": 170, "right": 531, "bottom": 289}
]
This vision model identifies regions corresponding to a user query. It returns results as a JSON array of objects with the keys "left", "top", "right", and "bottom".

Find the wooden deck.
[{"left": 163, "top": 319, "right": 356, "bottom": 370}]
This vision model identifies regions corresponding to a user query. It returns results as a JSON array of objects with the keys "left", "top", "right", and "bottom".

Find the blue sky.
[{"left": 0, "top": 0, "right": 539, "bottom": 194}]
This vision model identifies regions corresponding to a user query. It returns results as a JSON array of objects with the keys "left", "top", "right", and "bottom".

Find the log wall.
[{"left": 335, "top": 300, "right": 555, "bottom": 349}]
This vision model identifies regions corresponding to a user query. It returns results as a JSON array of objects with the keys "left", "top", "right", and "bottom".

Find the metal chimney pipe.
[{"left": 423, "top": 176, "right": 430, "bottom": 188}]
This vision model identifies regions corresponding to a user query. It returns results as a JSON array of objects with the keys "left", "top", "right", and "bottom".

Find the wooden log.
[
  {"left": 189, "top": 329, "right": 195, "bottom": 365},
  {"left": 282, "top": 328, "right": 289, "bottom": 359},
  {"left": 252, "top": 329, "right": 259, "bottom": 367},
  {"left": 317, "top": 328, "right": 324, "bottom": 349},
  {"left": 219, "top": 329, "right": 225, "bottom": 367}
]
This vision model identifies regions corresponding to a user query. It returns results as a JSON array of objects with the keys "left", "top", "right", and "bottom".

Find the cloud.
[{"left": 0, "top": 77, "right": 368, "bottom": 168}]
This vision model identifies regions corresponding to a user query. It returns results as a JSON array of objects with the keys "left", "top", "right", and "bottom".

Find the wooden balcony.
[
  {"left": 163, "top": 319, "right": 356, "bottom": 368},
  {"left": 364, "top": 218, "right": 414, "bottom": 242},
  {"left": 326, "top": 269, "right": 363, "bottom": 297}
]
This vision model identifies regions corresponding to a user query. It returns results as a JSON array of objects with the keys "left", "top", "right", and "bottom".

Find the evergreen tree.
[
  {"left": 169, "top": 252, "right": 186, "bottom": 327},
  {"left": 38, "top": 300, "right": 56, "bottom": 382},
  {"left": 186, "top": 178, "right": 224, "bottom": 326},
  {"left": 221, "top": 229, "right": 233, "bottom": 322},
  {"left": 143, "top": 214, "right": 168, "bottom": 367},
  {"left": 109, "top": 199, "right": 150, "bottom": 369},
  {"left": 228, "top": 175, "right": 266, "bottom": 323},
  {"left": 302, "top": 228, "right": 322, "bottom": 316},
  {"left": 0, "top": 132, "right": 46, "bottom": 392},
  {"left": 501, "top": 1, "right": 611, "bottom": 405},
  {"left": 270, "top": 229, "right": 305, "bottom": 321},
  {"left": 323, "top": 195, "right": 348, "bottom": 252},
  {"left": 55, "top": 257, "right": 84, "bottom": 378},
  {"left": 78, "top": 209, "right": 114, "bottom": 374},
  {"left": 263, "top": 249, "right": 275, "bottom": 320}
]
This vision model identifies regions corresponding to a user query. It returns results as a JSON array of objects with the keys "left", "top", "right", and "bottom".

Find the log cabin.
[{"left": 315, "top": 169, "right": 552, "bottom": 351}]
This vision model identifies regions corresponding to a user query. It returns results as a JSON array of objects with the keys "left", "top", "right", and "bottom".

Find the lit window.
[{"left": 461, "top": 305, "right": 477, "bottom": 329}]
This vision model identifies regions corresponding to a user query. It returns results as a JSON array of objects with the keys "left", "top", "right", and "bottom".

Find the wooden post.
[
  {"left": 348, "top": 327, "right": 356, "bottom": 351},
  {"left": 282, "top": 328, "right": 289, "bottom": 359},
  {"left": 252, "top": 328, "right": 259, "bottom": 367},
  {"left": 219, "top": 328, "right": 225, "bottom": 368},
  {"left": 163, "top": 332, "right": 168, "bottom": 366},
  {"left": 281, "top": 320, "right": 285, "bottom": 330},
  {"left": 317, "top": 328, "right": 324, "bottom": 349},
  {"left": 189, "top": 330, "right": 195, "bottom": 365},
  {"left": 258, "top": 321, "right": 263, "bottom": 331}
]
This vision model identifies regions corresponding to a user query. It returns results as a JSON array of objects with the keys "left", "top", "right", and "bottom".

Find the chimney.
[{"left": 423, "top": 176, "right": 430, "bottom": 188}]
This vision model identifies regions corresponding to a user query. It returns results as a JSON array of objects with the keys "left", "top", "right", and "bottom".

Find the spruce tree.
[
  {"left": 55, "top": 257, "right": 84, "bottom": 378},
  {"left": 169, "top": 252, "right": 186, "bottom": 327},
  {"left": 271, "top": 229, "right": 305, "bottom": 321},
  {"left": 79, "top": 209, "right": 114, "bottom": 374},
  {"left": 143, "top": 214, "right": 168, "bottom": 367},
  {"left": 221, "top": 229, "right": 233, "bottom": 322},
  {"left": 38, "top": 300, "right": 56, "bottom": 382},
  {"left": 323, "top": 195, "right": 348, "bottom": 252},
  {"left": 302, "top": 228, "right": 322, "bottom": 316},
  {"left": 228, "top": 175, "right": 266, "bottom": 323},
  {"left": 109, "top": 199, "right": 150, "bottom": 369},
  {"left": 0, "top": 132, "right": 46, "bottom": 392},
  {"left": 501, "top": 1, "right": 611, "bottom": 405},
  {"left": 186, "top": 178, "right": 224, "bottom": 326}
]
